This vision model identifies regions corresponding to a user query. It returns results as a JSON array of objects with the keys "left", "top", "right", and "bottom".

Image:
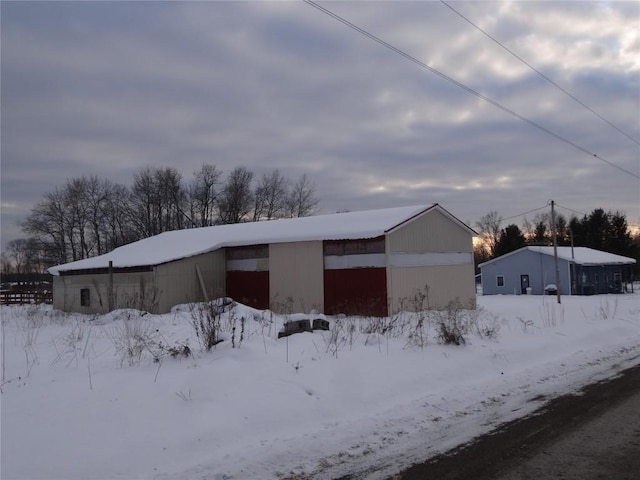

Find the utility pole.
[
  {"left": 108, "top": 261, "right": 114, "bottom": 312},
  {"left": 551, "top": 200, "right": 561, "bottom": 304},
  {"left": 570, "top": 228, "right": 577, "bottom": 295}
]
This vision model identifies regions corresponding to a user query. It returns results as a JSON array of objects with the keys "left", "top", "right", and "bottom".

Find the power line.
[
  {"left": 502, "top": 204, "right": 549, "bottom": 222},
  {"left": 502, "top": 202, "right": 586, "bottom": 225},
  {"left": 553, "top": 203, "right": 586, "bottom": 218},
  {"left": 440, "top": 0, "right": 640, "bottom": 147},
  {"left": 303, "top": 0, "right": 640, "bottom": 181}
]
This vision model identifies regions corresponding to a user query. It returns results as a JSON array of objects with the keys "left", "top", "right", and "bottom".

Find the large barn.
[{"left": 49, "top": 204, "right": 476, "bottom": 316}]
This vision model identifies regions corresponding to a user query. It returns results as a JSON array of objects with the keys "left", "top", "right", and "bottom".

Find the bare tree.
[
  {"left": 130, "top": 167, "right": 186, "bottom": 236},
  {"left": 285, "top": 173, "right": 318, "bottom": 218},
  {"left": 23, "top": 176, "right": 133, "bottom": 265},
  {"left": 23, "top": 186, "right": 69, "bottom": 265},
  {"left": 217, "top": 167, "right": 254, "bottom": 224},
  {"left": 64, "top": 177, "right": 93, "bottom": 260},
  {"left": 6, "top": 239, "right": 29, "bottom": 274},
  {"left": 102, "top": 183, "right": 137, "bottom": 250},
  {"left": 82, "top": 176, "right": 114, "bottom": 256},
  {"left": 156, "top": 167, "right": 186, "bottom": 231},
  {"left": 187, "top": 164, "right": 222, "bottom": 227},
  {"left": 18, "top": 166, "right": 325, "bottom": 268},
  {"left": 522, "top": 216, "right": 534, "bottom": 240},
  {"left": 130, "top": 167, "right": 158, "bottom": 237},
  {"left": 253, "top": 169, "right": 289, "bottom": 221},
  {"left": 0, "top": 252, "right": 13, "bottom": 274},
  {"left": 475, "top": 211, "right": 502, "bottom": 258}
]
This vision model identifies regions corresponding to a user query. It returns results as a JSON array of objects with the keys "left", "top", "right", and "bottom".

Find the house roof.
[
  {"left": 479, "top": 246, "right": 637, "bottom": 268},
  {"left": 49, "top": 204, "right": 474, "bottom": 275}
]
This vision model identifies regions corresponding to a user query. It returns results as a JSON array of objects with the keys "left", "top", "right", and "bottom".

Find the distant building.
[
  {"left": 479, "top": 246, "right": 636, "bottom": 296},
  {"left": 49, "top": 204, "right": 476, "bottom": 316}
]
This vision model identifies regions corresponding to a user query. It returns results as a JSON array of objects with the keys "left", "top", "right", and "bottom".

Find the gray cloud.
[{"left": 2, "top": 1, "right": 639, "bottom": 250}]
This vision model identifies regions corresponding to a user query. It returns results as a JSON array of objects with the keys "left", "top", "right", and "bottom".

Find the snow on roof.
[
  {"left": 50, "top": 204, "right": 471, "bottom": 275},
  {"left": 526, "top": 246, "right": 636, "bottom": 265},
  {"left": 479, "top": 246, "right": 636, "bottom": 268}
]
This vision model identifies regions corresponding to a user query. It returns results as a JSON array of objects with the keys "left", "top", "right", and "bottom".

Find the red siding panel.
[
  {"left": 324, "top": 268, "right": 387, "bottom": 317},
  {"left": 226, "top": 271, "right": 269, "bottom": 310}
]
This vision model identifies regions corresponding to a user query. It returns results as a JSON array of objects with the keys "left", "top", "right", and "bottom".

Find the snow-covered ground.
[{"left": 2, "top": 292, "right": 639, "bottom": 480}]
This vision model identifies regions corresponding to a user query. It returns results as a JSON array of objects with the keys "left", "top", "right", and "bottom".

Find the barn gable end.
[{"left": 387, "top": 208, "right": 475, "bottom": 311}]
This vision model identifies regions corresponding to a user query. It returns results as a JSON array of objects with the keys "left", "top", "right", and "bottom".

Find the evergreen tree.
[{"left": 495, "top": 224, "right": 526, "bottom": 257}]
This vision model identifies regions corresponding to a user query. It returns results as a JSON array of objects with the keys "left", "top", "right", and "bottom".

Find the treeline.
[
  {"left": 3, "top": 165, "right": 318, "bottom": 272},
  {"left": 474, "top": 209, "right": 639, "bottom": 273}
]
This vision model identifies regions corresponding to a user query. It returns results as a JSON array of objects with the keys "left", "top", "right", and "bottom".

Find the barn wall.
[
  {"left": 52, "top": 276, "right": 65, "bottom": 310},
  {"left": 54, "top": 271, "right": 155, "bottom": 313},
  {"left": 323, "top": 268, "right": 387, "bottom": 316},
  {"left": 323, "top": 237, "right": 387, "bottom": 316},
  {"left": 269, "top": 241, "right": 324, "bottom": 313},
  {"left": 155, "top": 250, "right": 226, "bottom": 313},
  {"left": 388, "top": 208, "right": 472, "bottom": 253},
  {"left": 226, "top": 271, "right": 270, "bottom": 309},
  {"left": 386, "top": 208, "right": 475, "bottom": 313},
  {"left": 388, "top": 264, "right": 476, "bottom": 312},
  {"left": 225, "top": 245, "right": 269, "bottom": 309}
]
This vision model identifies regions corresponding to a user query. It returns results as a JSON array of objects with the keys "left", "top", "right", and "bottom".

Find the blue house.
[{"left": 479, "top": 246, "right": 636, "bottom": 296}]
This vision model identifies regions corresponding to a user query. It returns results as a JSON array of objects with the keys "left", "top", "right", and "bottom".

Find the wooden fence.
[{"left": 0, "top": 289, "right": 53, "bottom": 306}]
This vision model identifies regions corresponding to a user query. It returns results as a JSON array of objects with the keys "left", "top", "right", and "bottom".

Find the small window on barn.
[
  {"left": 80, "top": 288, "right": 90, "bottom": 307},
  {"left": 496, "top": 276, "right": 504, "bottom": 287}
]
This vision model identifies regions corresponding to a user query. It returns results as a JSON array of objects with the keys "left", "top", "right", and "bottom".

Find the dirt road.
[{"left": 397, "top": 363, "right": 640, "bottom": 480}]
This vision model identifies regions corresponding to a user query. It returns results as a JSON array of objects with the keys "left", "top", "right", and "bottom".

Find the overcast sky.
[{"left": 2, "top": 0, "right": 639, "bottom": 251}]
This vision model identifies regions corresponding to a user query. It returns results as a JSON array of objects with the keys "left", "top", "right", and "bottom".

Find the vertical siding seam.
[{"left": 385, "top": 234, "right": 392, "bottom": 316}]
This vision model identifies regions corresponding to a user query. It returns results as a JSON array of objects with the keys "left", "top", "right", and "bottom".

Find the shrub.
[
  {"left": 435, "top": 300, "right": 469, "bottom": 346},
  {"left": 106, "top": 312, "right": 160, "bottom": 366},
  {"left": 190, "top": 299, "right": 233, "bottom": 351},
  {"left": 405, "top": 314, "right": 428, "bottom": 350},
  {"left": 469, "top": 307, "right": 501, "bottom": 340}
]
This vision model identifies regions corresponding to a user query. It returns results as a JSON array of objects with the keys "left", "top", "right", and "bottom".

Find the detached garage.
[
  {"left": 49, "top": 204, "right": 476, "bottom": 316},
  {"left": 479, "top": 246, "right": 636, "bottom": 296}
]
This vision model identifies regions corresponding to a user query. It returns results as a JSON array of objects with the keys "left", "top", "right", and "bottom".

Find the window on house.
[
  {"left": 80, "top": 288, "right": 90, "bottom": 307},
  {"left": 496, "top": 276, "right": 504, "bottom": 287}
]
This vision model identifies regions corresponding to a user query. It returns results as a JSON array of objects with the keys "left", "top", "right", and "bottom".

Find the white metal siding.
[
  {"left": 155, "top": 250, "right": 226, "bottom": 313},
  {"left": 389, "top": 264, "right": 476, "bottom": 312},
  {"left": 385, "top": 209, "right": 475, "bottom": 313},
  {"left": 324, "top": 253, "right": 386, "bottom": 269},
  {"left": 52, "top": 276, "right": 65, "bottom": 310},
  {"left": 390, "top": 252, "right": 473, "bottom": 267},
  {"left": 55, "top": 271, "right": 155, "bottom": 313},
  {"left": 269, "top": 241, "right": 324, "bottom": 313},
  {"left": 388, "top": 209, "right": 472, "bottom": 253},
  {"left": 226, "top": 258, "right": 269, "bottom": 272}
]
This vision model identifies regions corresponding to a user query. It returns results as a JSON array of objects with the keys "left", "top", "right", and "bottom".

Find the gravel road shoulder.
[{"left": 397, "top": 362, "right": 640, "bottom": 480}]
